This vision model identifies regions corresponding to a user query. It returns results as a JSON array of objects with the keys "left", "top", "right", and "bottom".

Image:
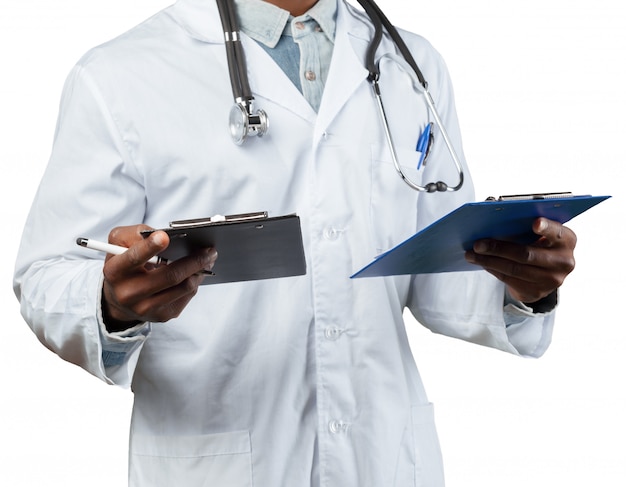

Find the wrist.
[
  {"left": 101, "top": 293, "right": 142, "bottom": 333},
  {"left": 523, "top": 289, "right": 558, "bottom": 314}
]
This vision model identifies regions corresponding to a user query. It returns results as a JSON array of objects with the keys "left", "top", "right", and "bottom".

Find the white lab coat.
[{"left": 14, "top": 1, "right": 556, "bottom": 486}]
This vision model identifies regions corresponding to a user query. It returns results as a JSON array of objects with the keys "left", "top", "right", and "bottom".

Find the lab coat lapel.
[
  {"left": 243, "top": 36, "right": 318, "bottom": 124},
  {"left": 174, "top": 0, "right": 315, "bottom": 123},
  {"left": 174, "top": 0, "right": 370, "bottom": 129},
  {"left": 314, "top": 3, "right": 370, "bottom": 142}
]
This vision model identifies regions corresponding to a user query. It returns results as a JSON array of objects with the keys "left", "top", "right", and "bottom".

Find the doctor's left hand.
[{"left": 465, "top": 217, "right": 577, "bottom": 305}]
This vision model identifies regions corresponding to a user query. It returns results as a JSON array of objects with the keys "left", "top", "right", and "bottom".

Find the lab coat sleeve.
[
  {"left": 405, "top": 40, "right": 556, "bottom": 358},
  {"left": 13, "top": 61, "right": 150, "bottom": 386},
  {"left": 408, "top": 271, "right": 556, "bottom": 358},
  {"left": 502, "top": 293, "right": 556, "bottom": 357}
]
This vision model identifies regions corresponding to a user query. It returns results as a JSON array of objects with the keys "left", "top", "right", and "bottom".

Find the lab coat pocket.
[
  {"left": 370, "top": 144, "right": 422, "bottom": 254},
  {"left": 411, "top": 403, "right": 445, "bottom": 487},
  {"left": 129, "top": 430, "right": 252, "bottom": 487}
]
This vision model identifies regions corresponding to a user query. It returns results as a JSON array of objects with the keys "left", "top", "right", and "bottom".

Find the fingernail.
[
  {"left": 151, "top": 231, "right": 166, "bottom": 246},
  {"left": 537, "top": 219, "right": 548, "bottom": 233},
  {"left": 474, "top": 241, "right": 488, "bottom": 253},
  {"left": 465, "top": 252, "right": 476, "bottom": 263},
  {"left": 201, "top": 248, "right": 218, "bottom": 268}
]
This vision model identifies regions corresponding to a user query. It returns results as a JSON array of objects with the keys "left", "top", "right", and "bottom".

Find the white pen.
[
  {"left": 76, "top": 237, "right": 216, "bottom": 276},
  {"left": 76, "top": 237, "right": 167, "bottom": 265},
  {"left": 76, "top": 237, "right": 215, "bottom": 276}
]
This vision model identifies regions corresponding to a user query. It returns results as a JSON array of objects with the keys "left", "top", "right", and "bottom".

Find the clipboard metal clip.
[
  {"left": 486, "top": 192, "right": 574, "bottom": 202},
  {"left": 169, "top": 211, "right": 269, "bottom": 229}
]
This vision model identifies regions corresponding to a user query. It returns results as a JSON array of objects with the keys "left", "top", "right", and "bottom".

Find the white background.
[{"left": 1, "top": 1, "right": 624, "bottom": 485}]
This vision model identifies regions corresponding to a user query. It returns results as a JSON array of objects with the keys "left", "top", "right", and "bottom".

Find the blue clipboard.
[{"left": 351, "top": 194, "right": 610, "bottom": 278}]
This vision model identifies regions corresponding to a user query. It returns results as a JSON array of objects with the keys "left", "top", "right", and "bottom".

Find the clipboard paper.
[
  {"left": 143, "top": 213, "right": 306, "bottom": 285},
  {"left": 351, "top": 195, "right": 610, "bottom": 278}
]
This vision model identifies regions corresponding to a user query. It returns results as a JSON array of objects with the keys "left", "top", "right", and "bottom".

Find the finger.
[
  {"left": 532, "top": 218, "right": 577, "bottom": 249},
  {"left": 106, "top": 246, "right": 215, "bottom": 306},
  {"left": 470, "top": 239, "right": 542, "bottom": 267},
  {"left": 147, "top": 247, "right": 217, "bottom": 295},
  {"left": 124, "top": 272, "right": 206, "bottom": 322},
  {"left": 106, "top": 230, "right": 170, "bottom": 276},
  {"left": 108, "top": 224, "right": 154, "bottom": 248},
  {"left": 482, "top": 268, "right": 552, "bottom": 303},
  {"left": 466, "top": 245, "right": 572, "bottom": 304},
  {"left": 470, "top": 233, "right": 575, "bottom": 271},
  {"left": 467, "top": 244, "right": 572, "bottom": 282},
  {"left": 105, "top": 271, "right": 205, "bottom": 323},
  {"left": 466, "top": 249, "right": 542, "bottom": 282}
]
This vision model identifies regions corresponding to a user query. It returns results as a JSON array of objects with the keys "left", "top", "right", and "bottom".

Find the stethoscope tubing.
[
  {"left": 420, "top": 88, "right": 464, "bottom": 192},
  {"left": 215, "top": 0, "right": 464, "bottom": 193},
  {"left": 371, "top": 75, "right": 464, "bottom": 192},
  {"left": 217, "top": 0, "right": 252, "bottom": 103},
  {"left": 359, "top": 0, "right": 464, "bottom": 193}
]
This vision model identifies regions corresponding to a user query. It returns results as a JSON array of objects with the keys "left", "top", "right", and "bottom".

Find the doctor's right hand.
[{"left": 101, "top": 224, "right": 217, "bottom": 332}]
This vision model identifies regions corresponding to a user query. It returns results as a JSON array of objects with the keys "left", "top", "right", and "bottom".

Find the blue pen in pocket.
[{"left": 416, "top": 122, "right": 434, "bottom": 170}]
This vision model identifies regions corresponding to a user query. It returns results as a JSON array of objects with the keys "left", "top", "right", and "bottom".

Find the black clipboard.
[
  {"left": 351, "top": 194, "right": 610, "bottom": 278},
  {"left": 142, "top": 212, "right": 306, "bottom": 285}
]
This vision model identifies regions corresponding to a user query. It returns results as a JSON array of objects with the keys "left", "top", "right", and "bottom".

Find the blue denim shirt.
[{"left": 234, "top": 0, "right": 337, "bottom": 112}]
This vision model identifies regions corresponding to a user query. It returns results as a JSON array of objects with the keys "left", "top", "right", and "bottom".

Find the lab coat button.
[
  {"left": 323, "top": 227, "right": 339, "bottom": 241},
  {"left": 329, "top": 420, "right": 349, "bottom": 434},
  {"left": 324, "top": 327, "right": 342, "bottom": 340}
]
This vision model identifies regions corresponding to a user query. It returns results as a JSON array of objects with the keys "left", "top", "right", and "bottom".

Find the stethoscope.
[{"left": 215, "top": 0, "right": 464, "bottom": 193}]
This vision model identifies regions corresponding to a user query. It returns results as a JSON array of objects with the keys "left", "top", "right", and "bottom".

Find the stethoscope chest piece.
[{"left": 229, "top": 101, "right": 269, "bottom": 145}]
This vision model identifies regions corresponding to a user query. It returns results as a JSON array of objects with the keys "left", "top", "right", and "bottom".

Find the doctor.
[{"left": 14, "top": 0, "right": 576, "bottom": 486}]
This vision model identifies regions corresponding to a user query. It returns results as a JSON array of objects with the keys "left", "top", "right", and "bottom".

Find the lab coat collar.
[
  {"left": 169, "top": 0, "right": 360, "bottom": 45},
  {"left": 168, "top": 0, "right": 223, "bottom": 43},
  {"left": 234, "top": 0, "right": 291, "bottom": 49},
  {"left": 234, "top": 0, "right": 337, "bottom": 49},
  {"left": 169, "top": 0, "right": 371, "bottom": 128},
  {"left": 245, "top": 1, "right": 372, "bottom": 131},
  {"left": 169, "top": 0, "right": 315, "bottom": 120}
]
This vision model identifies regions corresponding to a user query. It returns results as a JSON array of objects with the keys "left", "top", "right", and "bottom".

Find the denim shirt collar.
[{"left": 234, "top": 0, "right": 337, "bottom": 48}]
